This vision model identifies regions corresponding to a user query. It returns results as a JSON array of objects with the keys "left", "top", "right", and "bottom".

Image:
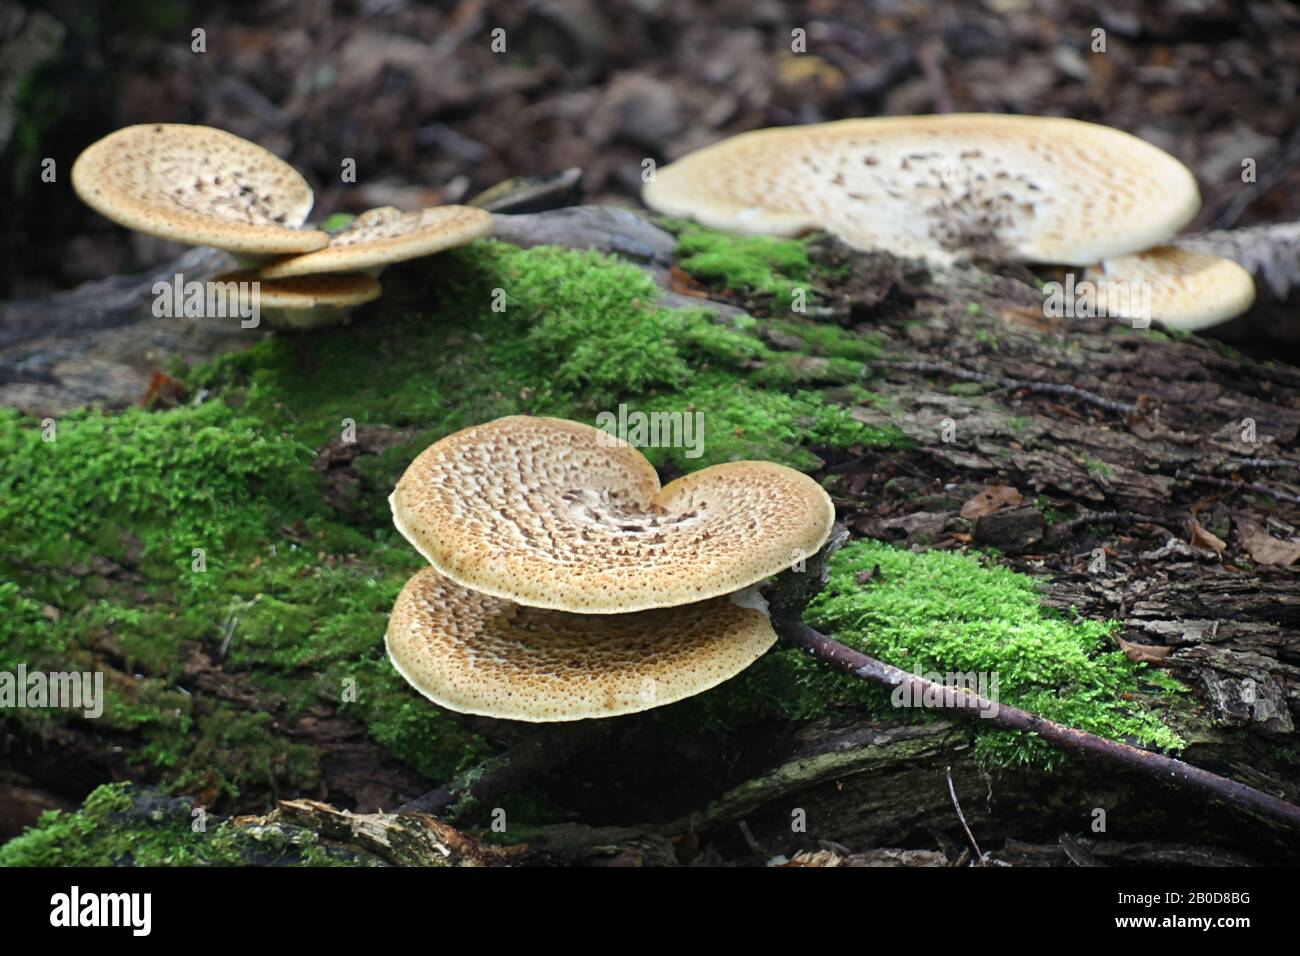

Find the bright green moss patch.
[
  {"left": 2, "top": 239, "right": 901, "bottom": 815},
  {"left": 806, "top": 540, "right": 1184, "bottom": 766},
  {"left": 0, "top": 783, "right": 345, "bottom": 867},
  {"left": 671, "top": 539, "right": 1183, "bottom": 768},
  {"left": 674, "top": 224, "right": 812, "bottom": 313}
]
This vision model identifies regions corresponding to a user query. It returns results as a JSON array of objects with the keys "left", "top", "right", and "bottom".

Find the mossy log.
[{"left": 2, "top": 206, "right": 1299, "bottom": 865}]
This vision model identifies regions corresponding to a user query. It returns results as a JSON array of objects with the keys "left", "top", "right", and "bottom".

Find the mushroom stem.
[
  {"left": 771, "top": 615, "right": 1300, "bottom": 833},
  {"left": 396, "top": 721, "right": 608, "bottom": 821}
]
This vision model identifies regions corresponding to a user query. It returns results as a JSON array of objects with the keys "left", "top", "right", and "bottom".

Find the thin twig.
[
  {"left": 871, "top": 361, "right": 1137, "bottom": 416},
  {"left": 774, "top": 617, "right": 1300, "bottom": 833},
  {"left": 1175, "top": 469, "right": 1300, "bottom": 506},
  {"left": 945, "top": 766, "right": 984, "bottom": 865},
  {"left": 1212, "top": 126, "right": 1300, "bottom": 229},
  {"left": 1221, "top": 458, "right": 1300, "bottom": 472}
]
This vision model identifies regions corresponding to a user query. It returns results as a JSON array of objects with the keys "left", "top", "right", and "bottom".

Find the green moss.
[
  {"left": 1081, "top": 454, "right": 1115, "bottom": 478},
  {"left": 808, "top": 540, "right": 1184, "bottom": 766},
  {"left": 674, "top": 224, "right": 812, "bottom": 313},
  {"left": 3, "top": 240, "right": 897, "bottom": 814},
  {"left": 672, "top": 539, "right": 1183, "bottom": 768},
  {"left": 765, "top": 319, "right": 882, "bottom": 363},
  {"left": 319, "top": 212, "right": 356, "bottom": 233},
  {"left": 0, "top": 783, "right": 344, "bottom": 867}
]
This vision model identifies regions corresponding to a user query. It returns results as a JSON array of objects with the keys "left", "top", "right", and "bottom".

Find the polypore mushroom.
[
  {"left": 208, "top": 270, "right": 381, "bottom": 330},
  {"left": 255, "top": 205, "right": 494, "bottom": 279},
  {"left": 72, "top": 124, "right": 328, "bottom": 255},
  {"left": 1088, "top": 246, "right": 1257, "bottom": 331},
  {"left": 389, "top": 416, "right": 835, "bottom": 614},
  {"left": 386, "top": 567, "right": 777, "bottom": 721},
  {"left": 643, "top": 114, "right": 1200, "bottom": 267}
]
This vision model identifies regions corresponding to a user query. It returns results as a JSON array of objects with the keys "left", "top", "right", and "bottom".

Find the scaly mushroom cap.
[
  {"left": 386, "top": 567, "right": 777, "bottom": 721},
  {"left": 72, "top": 124, "right": 328, "bottom": 254},
  {"left": 255, "top": 205, "right": 495, "bottom": 278},
  {"left": 643, "top": 114, "right": 1200, "bottom": 267},
  {"left": 390, "top": 416, "right": 835, "bottom": 613},
  {"left": 1089, "top": 246, "right": 1257, "bottom": 331}
]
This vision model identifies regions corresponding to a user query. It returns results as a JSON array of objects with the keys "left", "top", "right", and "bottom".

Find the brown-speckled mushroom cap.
[
  {"left": 256, "top": 205, "right": 495, "bottom": 278},
  {"left": 71, "top": 124, "right": 329, "bottom": 254},
  {"left": 1089, "top": 246, "right": 1257, "bottom": 331},
  {"left": 386, "top": 567, "right": 777, "bottom": 721},
  {"left": 389, "top": 416, "right": 835, "bottom": 614},
  {"left": 643, "top": 114, "right": 1200, "bottom": 267}
]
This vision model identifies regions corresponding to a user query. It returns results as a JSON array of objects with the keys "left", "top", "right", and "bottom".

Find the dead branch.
[
  {"left": 772, "top": 615, "right": 1300, "bottom": 832},
  {"left": 1175, "top": 469, "right": 1300, "bottom": 506},
  {"left": 871, "top": 360, "right": 1138, "bottom": 416}
]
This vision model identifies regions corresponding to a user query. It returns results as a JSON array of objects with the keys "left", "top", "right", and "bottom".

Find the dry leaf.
[
  {"left": 667, "top": 265, "right": 709, "bottom": 298},
  {"left": 960, "top": 484, "right": 1023, "bottom": 520},
  {"left": 1189, "top": 520, "right": 1226, "bottom": 555},
  {"left": 1116, "top": 635, "right": 1172, "bottom": 665},
  {"left": 1236, "top": 516, "right": 1300, "bottom": 566}
]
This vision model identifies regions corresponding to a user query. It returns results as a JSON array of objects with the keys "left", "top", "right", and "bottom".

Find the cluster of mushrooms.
[
  {"left": 66, "top": 117, "right": 1257, "bottom": 714},
  {"left": 384, "top": 416, "right": 834, "bottom": 721},
  {"left": 71, "top": 124, "right": 493, "bottom": 328},
  {"left": 644, "top": 114, "right": 1256, "bottom": 331}
]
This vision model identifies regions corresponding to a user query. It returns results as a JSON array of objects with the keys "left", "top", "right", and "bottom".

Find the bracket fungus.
[
  {"left": 1089, "top": 246, "right": 1257, "bottom": 331},
  {"left": 643, "top": 114, "right": 1200, "bottom": 268},
  {"left": 389, "top": 416, "right": 835, "bottom": 614},
  {"left": 208, "top": 270, "right": 381, "bottom": 330},
  {"left": 255, "top": 205, "right": 495, "bottom": 279},
  {"left": 72, "top": 124, "right": 328, "bottom": 255},
  {"left": 383, "top": 416, "right": 833, "bottom": 721},
  {"left": 386, "top": 568, "right": 777, "bottom": 722}
]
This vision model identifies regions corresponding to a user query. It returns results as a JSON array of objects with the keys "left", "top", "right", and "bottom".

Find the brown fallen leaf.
[
  {"left": 667, "top": 264, "right": 709, "bottom": 298},
  {"left": 1116, "top": 635, "right": 1173, "bottom": 665},
  {"left": 1236, "top": 516, "right": 1300, "bottom": 566},
  {"left": 960, "top": 484, "right": 1023, "bottom": 520},
  {"left": 141, "top": 371, "right": 188, "bottom": 409},
  {"left": 1189, "top": 520, "right": 1226, "bottom": 555}
]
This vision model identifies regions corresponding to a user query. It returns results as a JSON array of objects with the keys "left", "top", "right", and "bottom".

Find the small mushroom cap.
[
  {"left": 255, "top": 205, "right": 495, "bottom": 278},
  {"left": 643, "top": 114, "right": 1200, "bottom": 267},
  {"left": 386, "top": 567, "right": 777, "bottom": 721},
  {"left": 1090, "top": 246, "right": 1257, "bottom": 331},
  {"left": 71, "top": 124, "right": 328, "bottom": 254},
  {"left": 390, "top": 416, "right": 835, "bottom": 614},
  {"left": 209, "top": 270, "right": 382, "bottom": 309}
]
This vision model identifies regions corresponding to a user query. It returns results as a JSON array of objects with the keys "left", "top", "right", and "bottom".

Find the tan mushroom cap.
[
  {"left": 1090, "top": 246, "right": 1257, "bottom": 331},
  {"left": 255, "top": 205, "right": 494, "bottom": 278},
  {"left": 72, "top": 124, "right": 328, "bottom": 254},
  {"left": 209, "top": 270, "right": 382, "bottom": 309},
  {"left": 386, "top": 566, "right": 777, "bottom": 721},
  {"left": 390, "top": 416, "right": 835, "bottom": 614},
  {"left": 643, "top": 114, "right": 1200, "bottom": 267}
]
